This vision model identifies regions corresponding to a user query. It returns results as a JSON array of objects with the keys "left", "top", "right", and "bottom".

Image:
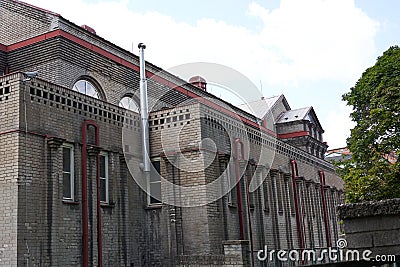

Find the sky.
[{"left": 23, "top": 0, "right": 400, "bottom": 149}]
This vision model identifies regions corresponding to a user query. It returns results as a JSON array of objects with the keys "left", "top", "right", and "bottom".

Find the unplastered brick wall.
[
  {"left": 0, "top": 74, "right": 21, "bottom": 266},
  {"left": 0, "top": 50, "right": 6, "bottom": 74},
  {"left": 0, "top": 0, "right": 58, "bottom": 45},
  {"left": 0, "top": 73, "right": 161, "bottom": 266},
  {"left": 148, "top": 99, "right": 344, "bottom": 264},
  {"left": 197, "top": 102, "right": 343, "bottom": 252}
]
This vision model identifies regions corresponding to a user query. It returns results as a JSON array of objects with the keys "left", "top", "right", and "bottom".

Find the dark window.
[
  {"left": 149, "top": 161, "right": 162, "bottom": 205},
  {"left": 100, "top": 153, "right": 108, "bottom": 203},
  {"left": 62, "top": 145, "right": 74, "bottom": 200}
]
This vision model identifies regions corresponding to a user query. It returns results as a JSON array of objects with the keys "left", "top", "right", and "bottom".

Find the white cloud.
[
  {"left": 324, "top": 102, "right": 355, "bottom": 149},
  {"left": 23, "top": 0, "right": 379, "bottom": 147},
  {"left": 24, "top": 0, "right": 379, "bottom": 86}
]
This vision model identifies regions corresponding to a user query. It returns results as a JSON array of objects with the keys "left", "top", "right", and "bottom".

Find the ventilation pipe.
[{"left": 138, "top": 43, "right": 151, "bottom": 174}]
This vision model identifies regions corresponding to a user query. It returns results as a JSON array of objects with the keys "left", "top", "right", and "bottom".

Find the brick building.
[{"left": 0, "top": 0, "right": 344, "bottom": 266}]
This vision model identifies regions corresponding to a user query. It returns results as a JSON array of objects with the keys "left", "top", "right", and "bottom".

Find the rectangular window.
[
  {"left": 100, "top": 153, "right": 109, "bottom": 203},
  {"left": 263, "top": 175, "right": 270, "bottom": 212},
  {"left": 149, "top": 160, "right": 162, "bottom": 205},
  {"left": 224, "top": 162, "right": 233, "bottom": 204},
  {"left": 276, "top": 173, "right": 283, "bottom": 213},
  {"left": 62, "top": 144, "right": 74, "bottom": 200}
]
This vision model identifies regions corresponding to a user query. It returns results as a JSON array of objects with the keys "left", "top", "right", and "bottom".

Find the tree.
[{"left": 340, "top": 46, "right": 400, "bottom": 203}]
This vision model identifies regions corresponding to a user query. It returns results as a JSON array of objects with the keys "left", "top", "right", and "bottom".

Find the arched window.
[
  {"left": 73, "top": 80, "right": 100, "bottom": 99},
  {"left": 119, "top": 96, "right": 139, "bottom": 112}
]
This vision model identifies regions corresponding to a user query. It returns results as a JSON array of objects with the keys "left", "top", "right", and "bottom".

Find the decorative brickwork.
[{"left": 0, "top": 1, "right": 346, "bottom": 266}]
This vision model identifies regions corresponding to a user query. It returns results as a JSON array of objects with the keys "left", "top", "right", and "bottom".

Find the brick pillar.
[
  {"left": 269, "top": 169, "right": 281, "bottom": 249},
  {"left": 47, "top": 137, "right": 66, "bottom": 266},
  {"left": 87, "top": 146, "right": 101, "bottom": 266},
  {"left": 283, "top": 173, "right": 294, "bottom": 250}
]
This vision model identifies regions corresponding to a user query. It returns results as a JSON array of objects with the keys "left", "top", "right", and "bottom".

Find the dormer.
[{"left": 276, "top": 107, "right": 328, "bottom": 159}]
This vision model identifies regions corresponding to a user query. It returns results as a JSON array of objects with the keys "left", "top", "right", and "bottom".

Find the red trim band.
[
  {"left": 5, "top": 29, "right": 276, "bottom": 136},
  {"left": 278, "top": 131, "right": 309, "bottom": 139}
]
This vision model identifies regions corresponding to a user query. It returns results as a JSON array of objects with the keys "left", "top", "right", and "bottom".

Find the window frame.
[
  {"left": 148, "top": 159, "right": 162, "bottom": 206},
  {"left": 119, "top": 96, "right": 139, "bottom": 113},
  {"left": 224, "top": 162, "right": 234, "bottom": 205},
  {"left": 100, "top": 152, "right": 109, "bottom": 204},
  {"left": 72, "top": 79, "right": 100, "bottom": 99},
  {"left": 62, "top": 143, "right": 75, "bottom": 201}
]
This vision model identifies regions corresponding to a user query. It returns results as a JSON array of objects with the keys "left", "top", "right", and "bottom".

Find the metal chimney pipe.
[{"left": 138, "top": 43, "right": 151, "bottom": 173}]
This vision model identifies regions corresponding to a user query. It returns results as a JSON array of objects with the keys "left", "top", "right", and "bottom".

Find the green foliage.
[{"left": 341, "top": 46, "right": 400, "bottom": 203}]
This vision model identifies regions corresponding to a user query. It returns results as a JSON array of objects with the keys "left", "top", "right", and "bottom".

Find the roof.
[
  {"left": 237, "top": 95, "right": 284, "bottom": 119},
  {"left": 276, "top": 107, "right": 311, "bottom": 123},
  {"left": 15, "top": 0, "right": 60, "bottom": 16},
  {"left": 276, "top": 106, "right": 324, "bottom": 131}
]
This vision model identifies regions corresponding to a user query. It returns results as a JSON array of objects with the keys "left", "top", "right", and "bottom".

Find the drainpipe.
[
  {"left": 138, "top": 43, "right": 151, "bottom": 174},
  {"left": 319, "top": 170, "right": 331, "bottom": 247},
  {"left": 81, "top": 120, "right": 102, "bottom": 267},
  {"left": 290, "top": 159, "right": 304, "bottom": 250}
]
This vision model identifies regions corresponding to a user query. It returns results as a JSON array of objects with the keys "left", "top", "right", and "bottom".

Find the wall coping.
[{"left": 338, "top": 198, "right": 400, "bottom": 219}]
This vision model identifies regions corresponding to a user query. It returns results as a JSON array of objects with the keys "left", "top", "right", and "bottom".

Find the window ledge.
[
  {"left": 100, "top": 202, "right": 115, "bottom": 208},
  {"left": 228, "top": 203, "right": 237, "bottom": 208},
  {"left": 145, "top": 204, "right": 163, "bottom": 210},
  {"left": 63, "top": 200, "right": 80, "bottom": 205}
]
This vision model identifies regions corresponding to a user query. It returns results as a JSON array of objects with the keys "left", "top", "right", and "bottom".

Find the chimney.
[
  {"left": 81, "top": 25, "right": 96, "bottom": 35},
  {"left": 189, "top": 76, "right": 207, "bottom": 91}
]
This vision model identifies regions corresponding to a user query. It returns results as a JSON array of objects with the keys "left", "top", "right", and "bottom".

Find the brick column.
[
  {"left": 47, "top": 136, "right": 66, "bottom": 266},
  {"left": 87, "top": 146, "right": 101, "bottom": 266}
]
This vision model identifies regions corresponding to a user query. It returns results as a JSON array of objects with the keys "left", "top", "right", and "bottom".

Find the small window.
[
  {"left": 276, "top": 173, "right": 283, "bottom": 213},
  {"left": 149, "top": 161, "right": 162, "bottom": 205},
  {"left": 224, "top": 162, "right": 233, "bottom": 204},
  {"left": 73, "top": 80, "right": 100, "bottom": 99},
  {"left": 62, "top": 144, "right": 74, "bottom": 200},
  {"left": 100, "top": 153, "right": 109, "bottom": 203},
  {"left": 263, "top": 175, "right": 270, "bottom": 212},
  {"left": 119, "top": 96, "right": 139, "bottom": 112}
]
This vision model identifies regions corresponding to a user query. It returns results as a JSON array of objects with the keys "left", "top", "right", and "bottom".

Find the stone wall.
[{"left": 338, "top": 199, "right": 400, "bottom": 258}]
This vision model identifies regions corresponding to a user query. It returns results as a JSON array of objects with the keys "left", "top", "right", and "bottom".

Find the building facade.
[{"left": 0, "top": 1, "right": 344, "bottom": 266}]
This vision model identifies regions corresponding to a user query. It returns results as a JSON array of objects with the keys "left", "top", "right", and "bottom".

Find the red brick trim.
[
  {"left": 7, "top": 30, "right": 61, "bottom": 51},
  {"left": 278, "top": 131, "right": 309, "bottom": 139},
  {"left": 5, "top": 30, "right": 277, "bottom": 136},
  {"left": 0, "top": 43, "right": 6, "bottom": 52}
]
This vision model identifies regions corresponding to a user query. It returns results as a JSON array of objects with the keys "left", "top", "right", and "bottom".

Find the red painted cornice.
[
  {"left": 278, "top": 131, "right": 309, "bottom": 139},
  {"left": 3, "top": 29, "right": 276, "bottom": 137}
]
